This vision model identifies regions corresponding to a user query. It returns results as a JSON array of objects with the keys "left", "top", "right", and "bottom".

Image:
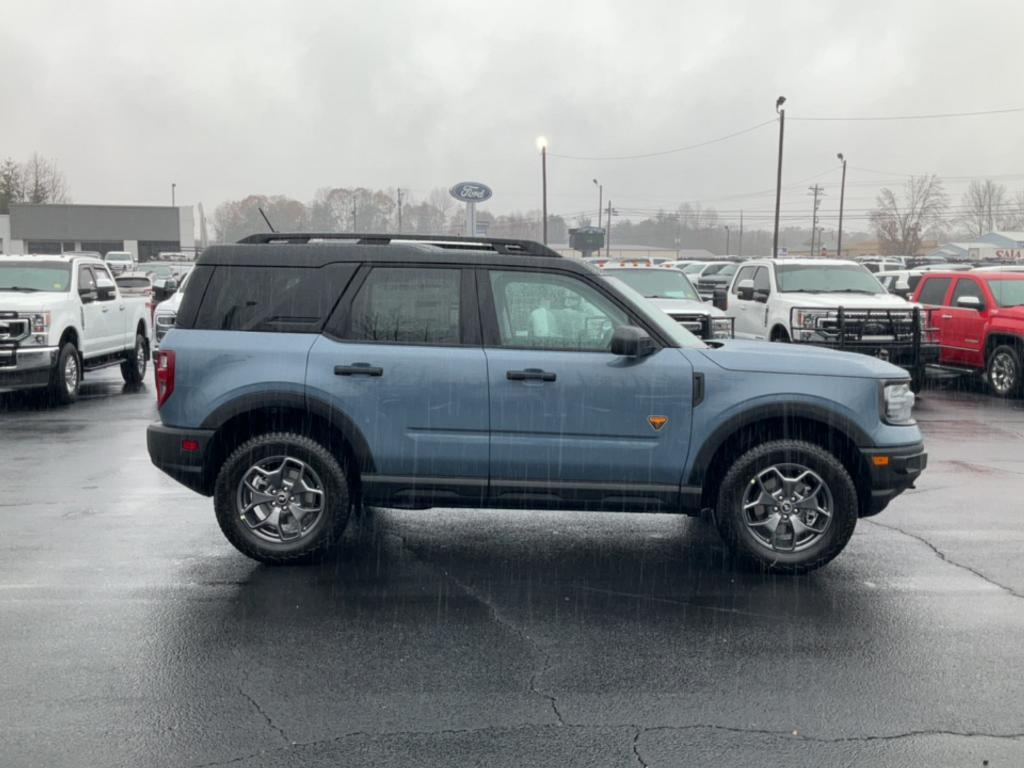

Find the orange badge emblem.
[{"left": 648, "top": 416, "right": 668, "bottom": 432}]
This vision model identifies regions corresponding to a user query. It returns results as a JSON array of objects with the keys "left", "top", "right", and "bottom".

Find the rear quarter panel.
[{"left": 157, "top": 329, "right": 315, "bottom": 428}]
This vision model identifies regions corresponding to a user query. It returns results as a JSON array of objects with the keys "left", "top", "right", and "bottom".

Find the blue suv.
[{"left": 147, "top": 234, "right": 927, "bottom": 573}]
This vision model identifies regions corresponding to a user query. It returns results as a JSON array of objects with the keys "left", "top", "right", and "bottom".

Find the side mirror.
[
  {"left": 97, "top": 285, "right": 116, "bottom": 301},
  {"left": 611, "top": 325, "right": 657, "bottom": 358},
  {"left": 736, "top": 279, "right": 755, "bottom": 301},
  {"left": 79, "top": 288, "right": 97, "bottom": 304},
  {"left": 753, "top": 289, "right": 770, "bottom": 304},
  {"left": 712, "top": 286, "right": 728, "bottom": 311},
  {"left": 956, "top": 295, "right": 983, "bottom": 311},
  {"left": 164, "top": 279, "right": 178, "bottom": 293}
]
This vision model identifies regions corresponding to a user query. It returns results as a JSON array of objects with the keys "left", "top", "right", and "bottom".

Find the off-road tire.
[
  {"left": 714, "top": 439, "right": 858, "bottom": 574},
  {"left": 214, "top": 432, "right": 352, "bottom": 564},
  {"left": 986, "top": 344, "right": 1022, "bottom": 398},
  {"left": 48, "top": 342, "right": 81, "bottom": 405}
]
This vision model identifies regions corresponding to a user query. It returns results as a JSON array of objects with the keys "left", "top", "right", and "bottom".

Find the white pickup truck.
[
  {"left": 720, "top": 258, "right": 940, "bottom": 389},
  {"left": 0, "top": 254, "right": 151, "bottom": 403}
]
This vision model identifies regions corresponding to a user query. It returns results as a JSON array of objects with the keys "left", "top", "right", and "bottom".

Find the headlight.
[
  {"left": 793, "top": 309, "right": 834, "bottom": 329},
  {"left": 711, "top": 318, "right": 734, "bottom": 339},
  {"left": 882, "top": 381, "right": 915, "bottom": 425}
]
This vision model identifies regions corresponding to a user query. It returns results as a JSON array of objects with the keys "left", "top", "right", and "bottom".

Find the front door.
[
  {"left": 307, "top": 265, "right": 489, "bottom": 501},
  {"left": 91, "top": 266, "right": 124, "bottom": 355},
  {"left": 944, "top": 277, "right": 988, "bottom": 368},
  {"left": 480, "top": 267, "right": 693, "bottom": 505},
  {"left": 77, "top": 266, "right": 105, "bottom": 357}
]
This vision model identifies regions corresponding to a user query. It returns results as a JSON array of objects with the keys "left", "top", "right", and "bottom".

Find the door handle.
[
  {"left": 101, "top": 306, "right": 110, "bottom": 313},
  {"left": 335, "top": 363, "right": 383, "bottom": 377},
  {"left": 940, "top": 314, "right": 953, "bottom": 320},
  {"left": 507, "top": 369, "right": 556, "bottom": 382},
  {"left": 119, "top": 305, "right": 125, "bottom": 311}
]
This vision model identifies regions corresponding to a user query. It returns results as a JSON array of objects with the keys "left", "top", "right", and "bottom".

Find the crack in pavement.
[
  {"left": 186, "top": 722, "right": 1024, "bottom": 768},
  {"left": 236, "top": 686, "right": 291, "bottom": 747},
  {"left": 382, "top": 527, "right": 566, "bottom": 727},
  {"left": 864, "top": 519, "right": 1024, "bottom": 599}
]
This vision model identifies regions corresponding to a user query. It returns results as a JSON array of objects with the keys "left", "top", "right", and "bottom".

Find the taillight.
[{"left": 156, "top": 350, "right": 175, "bottom": 407}]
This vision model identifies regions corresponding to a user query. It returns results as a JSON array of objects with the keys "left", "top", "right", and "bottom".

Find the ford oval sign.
[{"left": 450, "top": 182, "right": 493, "bottom": 203}]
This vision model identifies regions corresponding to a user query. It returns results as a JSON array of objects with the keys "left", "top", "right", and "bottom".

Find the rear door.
[
  {"left": 307, "top": 265, "right": 490, "bottom": 502},
  {"left": 480, "top": 267, "right": 693, "bottom": 507},
  {"left": 945, "top": 277, "right": 989, "bottom": 367},
  {"left": 915, "top": 276, "right": 954, "bottom": 364}
]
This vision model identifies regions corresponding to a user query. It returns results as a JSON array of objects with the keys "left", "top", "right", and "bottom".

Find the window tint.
[
  {"left": 918, "top": 277, "right": 952, "bottom": 306},
  {"left": 989, "top": 280, "right": 1024, "bottom": 308},
  {"left": 345, "top": 267, "right": 461, "bottom": 344},
  {"left": 732, "top": 266, "right": 756, "bottom": 294},
  {"left": 489, "top": 270, "right": 629, "bottom": 352},
  {"left": 951, "top": 279, "right": 986, "bottom": 309},
  {"left": 193, "top": 264, "right": 355, "bottom": 333},
  {"left": 753, "top": 267, "right": 770, "bottom": 292}
]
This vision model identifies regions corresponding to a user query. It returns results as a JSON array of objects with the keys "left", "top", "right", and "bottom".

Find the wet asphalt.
[{"left": 1, "top": 371, "right": 1023, "bottom": 767}]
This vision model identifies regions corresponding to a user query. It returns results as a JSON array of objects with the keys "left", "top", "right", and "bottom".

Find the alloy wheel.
[
  {"left": 65, "top": 354, "right": 79, "bottom": 394},
  {"left": 741, "top": 463, "right": 834, "bottom": 553},
  {"left": 236, "top": 455, "right": 326, "bottom": 544},
  {"left": 990, "top": 352, "right": 1017, "bottom": 395}
]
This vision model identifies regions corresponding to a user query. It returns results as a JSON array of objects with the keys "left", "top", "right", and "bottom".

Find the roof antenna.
[{"left": 258, "top": 207, "right": 277, "bottom": 233}]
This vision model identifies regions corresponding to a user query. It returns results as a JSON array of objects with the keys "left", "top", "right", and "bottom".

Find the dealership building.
[{"left": 0, "top": 203, "right": 194, "bottom": 261}]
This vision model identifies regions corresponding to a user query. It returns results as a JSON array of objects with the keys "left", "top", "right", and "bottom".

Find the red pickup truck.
[{"left": 912, "top": 271, "right": 1024, "bottom": 397}]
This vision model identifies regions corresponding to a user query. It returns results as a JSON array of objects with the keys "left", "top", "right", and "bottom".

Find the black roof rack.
[{"left": 236, "top": 232, "right": 560, "bottom": 258}]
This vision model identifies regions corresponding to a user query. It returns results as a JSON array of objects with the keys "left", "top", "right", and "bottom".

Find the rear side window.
[
  {"left": 191, "top": 264, "right": 355, "bottom": 332},
  {"left": 342, "top": 267, "right": 461, "bottom": 345},
  {"left": 918, "top": 277, "right": 952, "bottom": 306}
]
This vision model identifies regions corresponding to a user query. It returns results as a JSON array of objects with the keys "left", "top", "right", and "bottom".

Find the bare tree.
[
  {"left": 0, "top": 158, "right": 23, "bottom": 214},
  {"left": 958, "top": 179, "right": 1007, "bottom": 237},
  {"left": 1003, "top": 190, "right": 1024, "bottom": 231},
  {"left": 22, "top": 153, "right": 70, "bottom": 204},
  {"left": 870, "top": 175, "right": 948, "bottom": 256}
]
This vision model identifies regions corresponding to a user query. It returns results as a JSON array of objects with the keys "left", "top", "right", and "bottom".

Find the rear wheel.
[
  {"left": 986, "top": 345, "right": 1022, "bottom": 398},
  {"left": 121, "top": 333, "right": 147, "bottom": 385},
  {"left": 714, "top": 439, "right": 858, "bottom": 574},
  {"left": 214, "top": 433, "right": 352, "bottom": 564},
  {"left": 48, "top": 342, "right": 80, "bottom": 404}
]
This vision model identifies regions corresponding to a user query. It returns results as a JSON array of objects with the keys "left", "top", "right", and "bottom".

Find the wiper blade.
[
  {"left": 0, "top": 286, "right": 41, "bottom": 292},
  {"left": 821, "top": 289, "right": 881, "bottom": 294}
]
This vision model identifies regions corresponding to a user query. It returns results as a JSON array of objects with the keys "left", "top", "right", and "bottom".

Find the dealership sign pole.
[{"left": 450, "top": 182, "right": 493, "bottom": 237}]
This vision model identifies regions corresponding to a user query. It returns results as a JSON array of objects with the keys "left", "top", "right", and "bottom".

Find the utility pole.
[
  {"left": 807, "top": 184, "right": 825, "bottom": 256},
  {"left": 396, "top": 188, "right": 403, "bottom": 233},
  {"left": 725, "top": 225, "right": 731, "bottom": 256},
  {"left": 772, "top": 96, "right": 786, "bottom": 259},
  {"left": 171, "top": 183, "right": 176, "bottom": 207},
  {"left": 352, "top": 197, "right": 357, "bottom": 232},
  {"left": 836, "top": 154, "right": 847, "bottom": 258},
  {"left": 593, "top": 179, "right": 602, "bottom": 230},
  {"left": 738, "top": 210, "right": 744, "bottom": 258},
  {"left": 605, "top": 200, "right": 612, "bottom": 259}
]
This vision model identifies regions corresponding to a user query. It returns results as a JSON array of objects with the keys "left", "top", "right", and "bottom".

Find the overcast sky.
[{"left": 3, "top": 0, "right": 1022, "bottom": 231}]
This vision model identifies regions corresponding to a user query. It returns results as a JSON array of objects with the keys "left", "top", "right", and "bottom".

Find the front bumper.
[
  {"left": 860, "top": 442, "right": 928, "bottom": 514},
  {"left": 0, "top": 346, "right": 59, "bottom": 393},
  {"left": 147, "top": 423, "right": 216, "bottom": 496}
]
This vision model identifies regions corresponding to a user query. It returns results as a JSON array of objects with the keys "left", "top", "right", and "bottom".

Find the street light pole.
[
  {"left": 536, "top": 136, "right": 549, "bottom": 245},
  {"left": 593, "top": 178, "right": 602, "bottom": 230},
  {"left": 836, "top": 153, "right": 847, "bottom": 258},
  {"left": 772, "top": 96, "right": 786, "bottom": 259},
  {"left": 171, "top": 183, "right": 176, "bottom": 207},
  {"left": 725, "top": 225, "right": 730, "bottom": 256}
]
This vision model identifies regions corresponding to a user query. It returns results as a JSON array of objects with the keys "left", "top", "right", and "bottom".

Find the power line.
[
  {"left": 546, "top": 119, "right": 776, "bottom": 161},
  {"left": 790, "top": 106, "right": 1024, "bottom": 122}
]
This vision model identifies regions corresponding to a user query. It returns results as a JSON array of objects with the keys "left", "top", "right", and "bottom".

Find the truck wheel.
[
  {"left": 213, "top": 433, "right": 352, "bottom": 564},
  {"left": 986, "top": 345, "right": 1022, "bottom": 398},
  {"left": 714, "top": 439, "right": 858, "bottom": 574},
  {"left": 48, "top": 342, "right": 81, "bottom": 405},
  {"left": 771, "top": 327, "right": 791, "bottom": 343},
  {"left": 121, "top": 333, "right": 147, "bottom": 386}
]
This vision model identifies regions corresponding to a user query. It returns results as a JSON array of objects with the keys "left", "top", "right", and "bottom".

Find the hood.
[
  {"left": 780, "top": 291, "right": 917, "bottom": 310},
  {"left": 699, "top": 339, "right": 908, "bottom": 379},
  {"left": 0, "top": 291, "right": 71, "bottom": 310},
  {"left": 647, "top": 297, "right": 725, "bottom": 317},
  {"left": 991, "top": 305, "right": 1024, "bottom": 321},
  {"left": 156, "top": 290, "right": 184, "bottom": 314}
]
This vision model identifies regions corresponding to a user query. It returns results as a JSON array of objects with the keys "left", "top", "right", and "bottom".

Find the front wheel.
[
  {"left": 121, "top": 333, "right": 147, "bottom": 385},
  {"left": 48, "top": 342, "right": 81, "bottom": 404},
  {"left": 213, "top": 433, "right": 352, "bottom": 564},
  {"left": 987, "top": 345, "right": 1022, "bottom": 398},
  {"left": 714, "top": 439, "right": 858, "bottom": 574}
]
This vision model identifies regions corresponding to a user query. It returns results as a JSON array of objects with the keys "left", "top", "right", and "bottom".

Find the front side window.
[
  {"left": 917, "top": 277, "right": 952, "bottom": 306},
  {"left": 951, "top": 279, "right": 986, "bottom": 309},
  {"left": 753, "top": 267, "right": 771, "bottom": 293},
  {"left": 193, "top": 264, "right": 355, "bottom": 333},
  {"left": 345, "top": 267, "right": 461, "bottom": 344},
  {"left": 93, "top": 268, "right": 117, "bottom": 301},
  {"left": 489, "top": 270, "right": 629, "bottom": 352},
  {"left": 731, "top": 266, "right": 756, "bottom": 294}
]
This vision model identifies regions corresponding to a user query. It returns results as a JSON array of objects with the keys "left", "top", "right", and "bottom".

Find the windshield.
[
  {"left": 0, "top": 261, "right": 72, "bottom": 292},
  {"left": 145, "top": 265, "right": 175, "bottom": 278},
  {"left": 776, "top": 264, "right": 886, "bottom": 294},
  {"left": 701, "top": 263, "right": 738, "bottom": 277},
  {"left": 606, "top": 268, "right": 701, "bottom": 301},
  {"left": 603, "top": 276, "right": 704, "bottom": 348},
  {"left": 989, "top": 279, "right": 1024, "bottom": 307},
  {"left": 105, "top": 253, "right": 132, "bottom": 262}
]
